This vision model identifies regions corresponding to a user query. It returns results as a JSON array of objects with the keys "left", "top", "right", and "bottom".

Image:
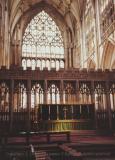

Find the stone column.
[
  {"left": 68, "top": 46, "right": 71, "bottom": 68},
  {"left": 64, "top": 46, "right": 68, "bottom": 69},
  {"left": 81, "top": 15, "right": 86, "bottom": 68},
  {"left": 0, "top": 4, "right": 3, "bottom": 67},
  {"left": 3, "top": 2, "right": 10, "bottom": 68},
  {"left": 10, "top": 43, "right": 15, "bottom": 66},
  {"left": 94, "top": 0, "right": 101, "bottom": 68}
]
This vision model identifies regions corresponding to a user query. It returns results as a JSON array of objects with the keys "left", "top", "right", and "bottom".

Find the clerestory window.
[{"left": 22, "top": 10, "right": 64, "bottom": 70}]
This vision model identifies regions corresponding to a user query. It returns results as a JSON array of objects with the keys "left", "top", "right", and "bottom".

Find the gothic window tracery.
[{"left": 22, "top": 10, "right": 64, "bottom": 70}]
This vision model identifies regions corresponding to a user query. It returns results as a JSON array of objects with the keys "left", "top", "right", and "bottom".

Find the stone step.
[{"left": 35, "top": 150, "right": 51, "bottom": 160}]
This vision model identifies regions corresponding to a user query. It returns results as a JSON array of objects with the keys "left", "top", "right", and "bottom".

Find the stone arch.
[
  {"left": 101, "top": 40, "right": 115, "bottom": 69},
  {"left": 87, "top": 58, "right": 96, "bottom": 69},
  {"left": 10, "top": 1, "right": 76, "bottom": 68}
]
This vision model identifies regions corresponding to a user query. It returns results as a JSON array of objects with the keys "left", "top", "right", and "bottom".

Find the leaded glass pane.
[{"left": 22, "top": 10, "right": 64, "bottom": 70}]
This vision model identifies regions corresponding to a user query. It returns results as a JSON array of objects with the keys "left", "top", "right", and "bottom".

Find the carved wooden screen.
[
  {"left": 79, "top": 82, "right": 91, "bottom": 104},
  {"left": 63, "top": 82, "right": 76, "bottom": 104},
  {"left": 110, "top": 83, "right": 115, "bottom": 110},
  {"left": 31, "top": 83, "right": 44, "bottom": 108},
  {"left": 0, "top": 82, "right": 9, "bottom": 111},
  {"left": 22, "top": 10, "right": 64, "bottom": 70},
  {"left": 14, "top": 83, "right": 27, "bottom": 111},
  {"left": 47, "top": 84, "right": 60, "bottom": 104},
  {"left": 94, "top": 82, "right": 106, "bottom": 110}
]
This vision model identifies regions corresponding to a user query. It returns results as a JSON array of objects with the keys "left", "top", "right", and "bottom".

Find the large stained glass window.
[{"left": 22, "top": 10, "right": 64, "bottom": 70}]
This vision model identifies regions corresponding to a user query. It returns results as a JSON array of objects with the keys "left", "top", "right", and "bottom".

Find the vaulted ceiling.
[
  {"left": 9, "top": 0, "right": 85, "bottom": 18},
  {"left": 9, "top": 0, "right": 85, "bottom": 35}
]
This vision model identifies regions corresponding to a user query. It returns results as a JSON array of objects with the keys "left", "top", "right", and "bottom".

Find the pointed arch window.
[{"left": 22, "top": 10, "right": 64, "bottom": 70}]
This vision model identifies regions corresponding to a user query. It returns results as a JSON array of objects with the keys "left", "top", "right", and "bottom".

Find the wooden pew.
[{"left": 0, "top": 131, "right": 70, "bottom": 145}]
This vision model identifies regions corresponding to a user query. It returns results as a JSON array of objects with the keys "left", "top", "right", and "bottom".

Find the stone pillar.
[
  {"left": 0, "top": 4, "right": 3, "bottom": 67},
  {"left": 0, "top": 4, "right": 2, "bottom": 36},
  {"left": 94, "top": 0, "right": 101, "bottom": 68},
  {"left": 68, "top": 46, "right": 72, "bottom": 68},
  {"left": 15, "top": 44, "right": 19, "bottom": 65},
  {"left": 71, "top": 46, "right": 73, "bottom": 68},
  {"left": 15, "top": 24, "right": 21, "bottom": 66},
  {"left": 64, "top": 46, "right": 68, "bottom": 69},
  {"left": 10, "top": 43, "right": 15, "bottom": 66},
  {"left": 81, "top": 15, "right": 86, "bottom": 68},
  {"left": 3, "top": 2, "right": 10, "bottom": 68}
]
